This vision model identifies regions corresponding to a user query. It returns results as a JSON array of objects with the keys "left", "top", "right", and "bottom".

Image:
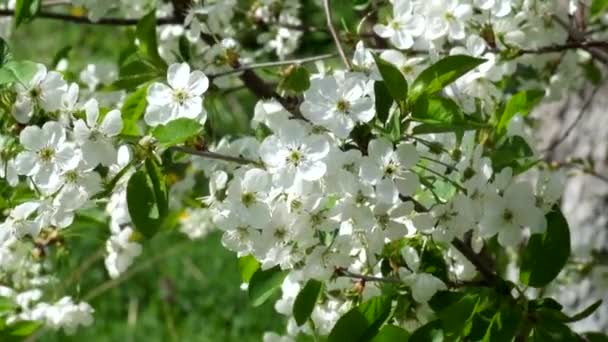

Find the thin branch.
[
  {"left": 451, "top": 238, "right": 498, "bottom": 284},
  {"left": 0, "top": 9, "right": 180, "bottom": 26},
  {"left": 170, "top": 146, "right": 257, "bottom": 165},
  {"left": 322, "top": 0, "right": 352, "bottom": 70},
  {"left": 543, "top": 85, "right": 602, "bottom": 153},
  {"left": 492, "top": 41, "right": 608, "bottom": 56},
  {"left": 207, "top": 53, "right": 338, "bottom": 79},
  {"left": 335, "top": 268, "right": 403, "bottom": 284},
  {"left": 336, "top": 268, "right": 489, "bottom": 288}
]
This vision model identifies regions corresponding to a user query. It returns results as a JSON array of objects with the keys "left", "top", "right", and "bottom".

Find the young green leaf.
[
  {"left": 121, "top": 84, "right": 149, "bottom": 136},
  {"left": 591, "top": 0, "right": 608, "bottom": 20},
  {"left": 248, "top": 266, "right": 287, "bottom": 307},
  {"left": 520, "top": 206, "right": 571, "bottom": 287},
  {"left": 136, "top": 10, "right": 166, "bottom": 69},
  {"left": 328, "top": 296, "right": 392, "bottom": 342},
  {"left": 144, "top": 158, "right": 169, "bottom": 220},
  {"left": 482, "top": 303, "right": 522, "bottom": 342},
  {"left": 410, "top": 55, "right": 485, "bottom": 101},
  {"left": 490, "top": 136, "right": 535, "bottom": 173},
  {"left": 374, "top": 81, "right": 393, "bottom": 124},
  {"left": 279, "top": 66, "right": 311, "bottom": 93},
  {"left": 562, "top": 299, "right": 602, "bottom": 323},
  {"left": 438, "top": 293, "right": 479, "bottom": 337},
  {"left": 371, "top": 325, "right": 410, "bottom": 342},
  {"left": 373, "top": 54, "right": 408, "bottom": 106},
  {"left": 126, "top": 169, "right": 162, "bottom": 238},
  {"left": 411, "top": 96, "right": 484, "bottom": 134},
  {"left": 0, "top": 38, "right": 13, "bottom": 67},
  {"left": 409, "top": 320, "right": 444, "bottom": 342},
  {"left": 584, "top": 332, "right": 608, "bottom": 342},
  {"left": 293, "top": 279, "right": 323, "bottom": 326},
  {"left": 496, "top": 89, "right": 544, "bottom": 135},
  {"left": 0, "top": 60, "right": 38, "bottom": 86},
  {"left": 15, "top": 0, "right": 41, "bottom": 27},
  {"left": 238, "top": 255, "right": 260, "bottom": 284},
  {"left": 152, "top": 118, "right": 204, "bottom": 147},
  {"left": 6, "top": 320, "right": 41, "bottom": 337}
]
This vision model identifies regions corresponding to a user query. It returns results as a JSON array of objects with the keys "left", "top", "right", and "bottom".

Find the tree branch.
[
  {"left": 0, "top": 9, "right": 180, "bottom": 26},
  {"left": 451, "top": 238, "right": 498, "bottom": 284},
  {"left": 207, "top": 53, "right": 337, "bottom": 79},
  {"left": 169, "top": 146, "right": 257, "bottom": 165},
  {"left": 322, "top": 0, "right": 352, "bottom": 70},
  {"left": 335, "top": 268, "right": 490, "bottom": 288}
]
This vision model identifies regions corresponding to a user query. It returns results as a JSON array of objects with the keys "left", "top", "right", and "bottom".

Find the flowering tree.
[{"left": 0, "top": 0, "right": 607, "bottom": 340}]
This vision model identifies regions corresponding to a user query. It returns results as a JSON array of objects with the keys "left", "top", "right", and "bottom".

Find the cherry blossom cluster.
[{"left": 0, "top": 0, "right": 604, "bottom": 338}]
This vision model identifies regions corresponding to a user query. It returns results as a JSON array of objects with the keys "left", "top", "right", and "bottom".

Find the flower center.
[
  {"left": 173, "top": 89, "right": 189, "bottom": 105},
  {"left": 377, "top": 214, "right": 390, "bottom": 226},
  {"left": 336, "top": 99, "right": 350, "bottom": 113},
  {"left": 241, "top": 192, "right": 256, "bottom": 207},
  {"left": 38, "top": 148, "right": 54, "bottom": 162},
  {"left": 401, "top": 65, "right": 414, "bottom": 74},
  {"left": 64, "top": 170, "right": 79, "bottom": 183},
  {"left": 503, "top": 209, "right": 514, "bottom": 222},
  {"left": 273, "top": 227, "right": 287, "bottom": 240},
  {"left": 287, "top": 149, "right": 303, "bottom": 166},
  {"left": 29, "top": 86, "right": 41, "bottom": 99},
  {"left": 384, "top": 162, "right": 398, "bottom": 177}
]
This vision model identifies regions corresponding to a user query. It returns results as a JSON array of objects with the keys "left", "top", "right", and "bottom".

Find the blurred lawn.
[{"left": 38, "top": 231, "right": 285, "bottom": 342}]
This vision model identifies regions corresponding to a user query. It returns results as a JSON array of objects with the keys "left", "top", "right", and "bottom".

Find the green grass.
[{"left": 38, "top": 232, "right": 285, "bottom": 342}]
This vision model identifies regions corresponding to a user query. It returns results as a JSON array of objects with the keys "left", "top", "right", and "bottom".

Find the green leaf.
[
  {"left": 144, "top": 158, "right": 168, "bottom": 220},
  {"left": 584, "top": 332, "right": 608, "bottom": 342},
  {"left": 136, "top": 10, "right": 166, "bottom": 69},
  {"left": 410, "top": 55, "right": 485, "bottom": 101},
  {"left": 497, "top": 89, "right": 544, "bottom": 135},
  {"left": 328, "top": 296, "right": 392, "bottom": 342},
  {"left": 178, "top": 35, "right": 192, "bottom": 62},
  {"left": 591, "top": 0, "right": 608, "bottom": 19},
  {"left": 121, "top": 84, "right": 149, "bottom": 135},
  {"left": 412, "top": 96, "right": 484, "bottom": 134},
  {"left": 372, "top": 325, "right": 410, "bottom": 342},
  {"left": 374, "top": 81, "right": 393, "bottom": 124},
  {"left": 531, "top": 310, "right": 580, "bottom": 342},
  {"left": 152, "top": 118, "right": 204, "bottom": 147},
  {"left": 0, "top": 60, "right": 38, "bottom": 86},
  {"left": 482, "top": 304, "right": 522, "bottom": 342},
  {"left": 490, "top": 136, "right": 535, "bottom": 172},
  {"left": 0, "top": 38, "right": 13, "bottom": 67},
  {"left": 0, "top": 297, "right": 16, "bottom": 312},
  {"left": 438, "top": 293, "right": 478, "bottom": 337},
  {"left": 107, "top": 59, "right": 163, "bottom": 91},
  {"left": 563, "top": 299, "right": 602, "bottom": 323},
  {"left": 248, "top": 266, "right": 287, "bottom": 307},
  {"left": 238, "top": 255, "right": 260, "bottom": 283},
  {"left": 126, "top": 169, "right": 162, "bottom": 238},
  {"left": 520, "top": 206, "right": 571, "bottom": 287},
  {"left": 373, "top": 54, "right": 408, "bottom": 105},
  {"left": 410, "top": 320, "right": 444, "bottom": 342},
  {"left": 7, "top": 320, "right": 41, "bottom": 336},
  {"left": 14, "top": 0, "right": 41, "bottom": 27},
  {"left": 280, "top": 66, "right": 311, "bottom": 93},
  {"left": 293, "top": 279, "right": 323, "bottom": 326}
]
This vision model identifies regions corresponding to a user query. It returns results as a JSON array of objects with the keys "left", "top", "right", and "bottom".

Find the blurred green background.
[
  {"left": 9, "top": 18, "right": 286, "bottom": 342},
  {"left": 5, "top": 1, "right": 363, "bottom": 339}
]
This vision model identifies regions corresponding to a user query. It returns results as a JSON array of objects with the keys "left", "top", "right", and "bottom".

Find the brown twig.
[
  {"left": 169, "top": 146, "right": 258, "bottom": 165},
  {"left": 322, "top": 0, "right": 352, "bottom": 70},
  {"left": 0, "top": 9, "right": 180, "bottom": 26}
]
